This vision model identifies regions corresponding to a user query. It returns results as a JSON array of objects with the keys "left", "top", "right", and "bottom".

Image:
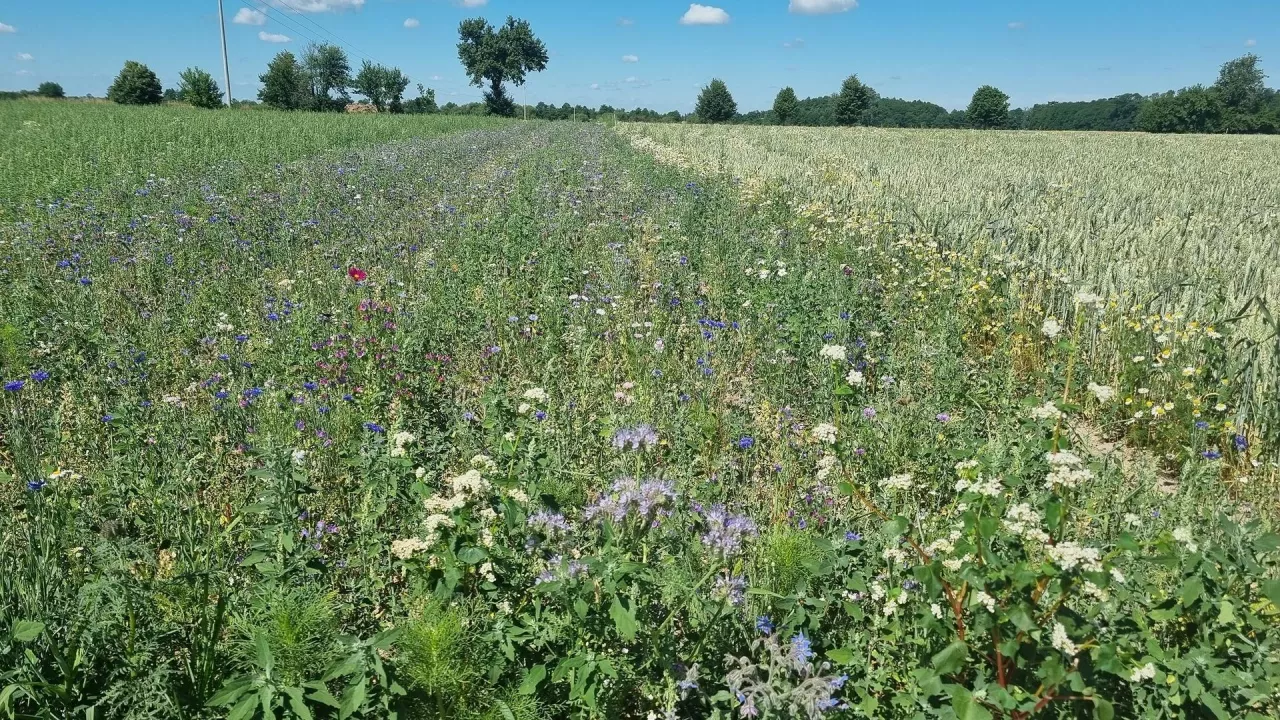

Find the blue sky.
[{"left": 0, "top": 1, "right": 1274, "bottom": 111}]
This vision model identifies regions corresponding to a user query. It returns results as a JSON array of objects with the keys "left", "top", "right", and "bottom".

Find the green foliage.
[
  {"left": 966, "top": 84, "right": 1011, "bottom": 128},
  {"left": 834, "top": 74, "right": 876, "bottom": 126},
  {"left": 696, "top": 78, "right": 737, "bottom": 123},
  {"left": 352, "top": 60, "right": 411, "bottom": 113},
  {"left": 35, "top": 82, "right": 64, "bottom": 99},
  {"left": 405, "top": 84, "right": 438, "bottom": 114},
  {"left": 106, "top": 60, "right": 163, "bottom": 105},
  {"left": 1214, "top": 53, "right": 1266, "bottom": 113},
  {"left": 1138, "top": 85, "right": 1224, "bottom": 133},
  {"left": 258, "top": 51, "right": 309, "bottom": 111},
  {"left": 178, "top": 66, "right": 224, "bottom": 110},
  {"left": 302, "top": 43, "right": 352, "bottom": 112},
  {"left": 456, "top": 16, "right": 549, "bottom": 117},
  {"left": 773, "top": 87, "right": 798, "bottom": 125},
  {"left": 1023, "top": 94, "right": 1145, "bottom": 131}
]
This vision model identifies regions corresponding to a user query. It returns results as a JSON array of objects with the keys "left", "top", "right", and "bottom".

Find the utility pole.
[{"left": 217, "top": 0, "right": 233, "bottom": 106}]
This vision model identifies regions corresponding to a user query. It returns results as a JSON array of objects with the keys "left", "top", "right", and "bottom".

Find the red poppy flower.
[{"left": 348, "top": 266, "right": 367, "bottom": 282}]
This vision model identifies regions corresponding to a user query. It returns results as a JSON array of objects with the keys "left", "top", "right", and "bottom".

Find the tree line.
[{"left": 7, "top": 10, "right": 1276, "bottom": 135}]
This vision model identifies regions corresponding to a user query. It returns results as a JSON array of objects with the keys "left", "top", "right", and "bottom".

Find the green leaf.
[
  {"left": 598, "top": 658, "right": 618, "bottom": 679},
  {"left": 826, "top": 648, "right": 855, "bottom": 665},
  {"left": 457, "top": 546, "right": 488, "bottom": 564},
  {"left": 610, "top": 596, "right": 637, "bottom": 642},
  {"left": 1217, "top": 600, "right": 1236, "bottom": 624},
  {"left": 322, "top": 654, "right": 362, "bottom": 682},
  {"left": 239, "top": 551, "right": 268, "bottom": 567},
  {"left": 932, "top": 641, "right": 969, "bottom": 675},
  {"left": 882, "top": 516, "right": 908, "bottom": 538},
  {"left": 1262, "top": 580, "right": 1280, "bottom": 608},
  {"left": 1181, "top": 577, "right": 1204, "bottom": 607},
  {"left": 837, "top": 481, "right": 854, "bottom": 497},
  {"left": 1201, "top": 693, "right": 1230, "bottom": 720},
  {"left": 1253, "top": 533, "right": 1280, "bottom": 553},
  {"left": 339, "top": 680, "right": 366, "bottom": 719},
  {"left": 518, "top": 664, "right": 546, "bottom": 695},
  {"left": 228, "top": 694, "right": 258, "bottom": 720},
  {"left": 304, "top": 683, "right": 342, "bottom": 708},
  {"left": 11, "top": 620, "right": 44, "bottom": 643},
  {"left": 574, "top": 598, "right": 588, "bottom": 619},
  {"left": 950, "top": 687, "right": 993, "bottom": 720},
  {"left": 283, "top": 687, "right": 313, "bottom": 720},
  {"left": 207, "top": 679, "right": 253, "bottom": 707},
  {"left": 1009, "top": 607, "right": 1036, "bottom": 632},
  {"left": 1094, "top": 697, "right": 1115, "bottom": 720}
]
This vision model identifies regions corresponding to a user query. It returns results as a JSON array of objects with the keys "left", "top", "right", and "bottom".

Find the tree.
[
  {"left": 35, "top": 82, "right": 64, "bottom": 99},
  {"left": 303, "top": 43, "right": 351, "bottom": 111},
  {"left": 107, "top": 61, "right": 163, "bottom": 105},
  {"left": 834, "top": 75, "right": 875, "bottom": 126},
  {"left": 1138, "top": 86, "right": 1223, "bottom": 134},
  {"left": 1214, "top": 53, "right": 1265, "bottom": 113},
  {"left": 695, "top": 79, "right": 736, "bottom": 123},
  {"left": 352, "top": 61, "right": 410, "bottom": 112},
  {"left": 258, "top": 51, "right": 308, "bottom": 110},
  {"left": 773, "top": 87, "right": 798, "bottom": 125},
  {"left": 405, "top": 83, "right": 437, "bottom": 114},
  {"left": 457, "top": 16, "right": 548, "bottom": 117},
  {"left": 967, "top": 85, "right": 1010, "bottom": 129},
  {"left": 179, "top": 67, "right": 224, "bottom": 109}
]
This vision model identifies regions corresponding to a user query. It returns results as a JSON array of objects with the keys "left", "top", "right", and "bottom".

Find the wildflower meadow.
[{"left": 2, "top": 107, "right": 1280, "bottom": 719}]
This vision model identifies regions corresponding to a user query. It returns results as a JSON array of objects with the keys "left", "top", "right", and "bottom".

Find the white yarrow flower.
[
  {"left": 1041, "top": 317, "right": 1063, "bottom": 339},
  {"left": 819, "top": 344, "right": 848, "bottom": 362},
  {"left": 811, "top": 422, "right": 838, "bottom": 445},
  {"left": 1087, "top": 382, "right": 1116, "bottom": 403}
]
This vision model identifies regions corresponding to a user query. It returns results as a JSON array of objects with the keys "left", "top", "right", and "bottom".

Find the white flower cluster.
[
  {"left": 1044, "top": 450, "right": 1094, "bottom": 490},
  {"left": 1050, "top": 622, "right": 1078, "bottom": 657},
  {"left": 846, "top": 369, "right": 864, "bottom": 386},
  {"left": 1046, "top": 541, "right": 1103, "bottom": 573},
  {"left": 942, "top": 554, "right": 973, "bottom": 572},
  {"left": 881, "top": 473, "right": 914, "bottom": 491},
  {"left": 1129, "top": 662, "right": 1157, "bottom": 682},
  {"left": 410, "top": 455, "right": 502, "bottom": 558},
  {"left": 1074, "top": 291, "right": 1105, "bottom": 308},
  {"left": 746, "top": 259, "right": 789, "bottom": 280},
  {"left": 390, "top": 431, "right": 415, "bottom": 457},
  {"left": 1041, "top": 317, "right": 1063, "bottom": 339},
  {"left": 955, "top": 474, "right": 1003, "bottom": 497},
  {"left": 815, "top": 454, "right": 839, "bottom": 482},
  {"left": 811, "top": 422, "right": 838, "bottom": 445},
  {"left": 1029, "top": 401, "right": 1064, "bottom": 421},
  {"left": 1004, "top": 503, "right": 1051, "bottom": 543},
  {"left": 1087, "top": 382, "right": 1116, "bottom": 403},
  {"left": 522, "top": 387, "right": 548, "bottom": 403},
  {"left": 819, "top": 344, "right": 847, "bottom": 362},
  {"left": 390, "top": 537, "right": 432, "bottom": 560},
  {"left": 974, "top": 590, "right": 997, "bottom": 614},
  {"left": 1172, "top": 527, "right": 1199, "bottom": 552}
]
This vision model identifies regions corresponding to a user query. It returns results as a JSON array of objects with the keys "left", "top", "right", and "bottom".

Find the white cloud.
[
  {"left": 622, "top": 54, "right": 638, "bottom": 63},
  {"left": 788, "top": 0, "right": 856, "bottom": 14},
  {"left": 259, "top": 31, "right": 292, "bottom": 42},
  {"left": 590, "top": 82, "right": 600, "bottom": 90},
  {"left": 1008, "top": 21, "right": 1026, "bottom": 30},
  {"left": 404, "top": 17, "right": 420, "bottom": 28},
  {"left": 625, "top": 76, "right": 638, "bottom": 83},
  {"left": 16, "top": 52, "right": 33, "bottom": 61},
  {"left": 0, "top": 22, "right": 15, "bottom": 33},
  {"left": 431, "top": 74, "right": 442, "bottom": 80},
  {"left": 15, "top": 69, "right": 32, "bottom": 75},
  {"left": 233, "top": 8, "right": 266, "bottom": 25},
  {"left": 268, "top": 0, "right": 364, "bottom": 12},
  {"left": 679, "top": 4, "right": 730, "bottom": 25},
  {"left": 1245, "top": 38, "right": 1257, "bottom": 47},
  {"left": 458, "top": 0, "right": 487, "bottom": 6},
  {"left": 782, "top": 37, "right": 805, "bottom": 48},
  {"left": 618, "top": 17, "right": 634, "bottom": 26}
]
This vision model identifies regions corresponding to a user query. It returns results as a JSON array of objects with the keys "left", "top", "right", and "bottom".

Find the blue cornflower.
[
  {"left": 235, "top": 334, "right": 249, "bottom": 343},
  {"left": 1234, "top": 434, "right": 1248, "bottom": 451},
  {"left": 755, "top": 616, "right": 774, "bottom": 634},
  {"left": 364, "top": 422, "right": 385, "bottom": 433},
  {"left": 737, "top": 436, "right": 754, "bottom": 450},
  {"left": 528, "top": 314, "right": 539, "bottom": 322},
  {"left": 214, "top": 390, "right": 230, "bottom": 400},
  {"left": 830, "top": 675, "right": 848, "bottom": 689},
  {"left": 845, "top": 531, "right": 863, "bottom": 542},
  {"left": 1194, "top": 420, "right": 1209, "bottom": 430},
  {"left": 463, "top": 410, "right": 476, "bottom": 421},
  {"left": 243, "top": 387, "right": 263, "bottom": 399},
  {"left": 27, "top": 478, "right": 47, "bottom": 492},
  {"left": 534, "top": 410, "right": 547, "bottom": 422},
  {"left": 30, "top": 370, "right": 49, "bottom": 383},
  {"left": 318, "top": 405, "right": 330, "bottom": 414},
  {"left": 1202, "top": 449, "right": 1222, "bottom": 460},
  {"left": 303, "top": 381, "right": 318, "bottom": 391},
  {"left": 4, "top": 380, "right": 24, "bottom": 392},
  {"left": 78, "top": 277, "right": 92, "bottom": 286},
  {"left": 343, "top": 394, "right": 354, "bottom": 402},
  {"left": 101, "top": 414, "right": 114, "bottom": 422},
  {"left": 266, "top": 312, "right": 280, "bottom": 322}
]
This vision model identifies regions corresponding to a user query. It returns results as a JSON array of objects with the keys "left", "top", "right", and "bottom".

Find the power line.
[
  {"left": 237, "top": 0, "right": 329, "bottom": 50},
  {"left": 266, "top": 0, "right": 381, "bottom": 66}
]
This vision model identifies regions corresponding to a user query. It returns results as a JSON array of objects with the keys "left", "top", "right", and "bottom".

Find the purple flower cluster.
[
  {"left": 712, "top": 573, "right": 747, "bottom": 606},
  {"left": 585, "top": 476, "right": 677, "bottom": 525},
  {"left": 527, "top": 510, "right": 572, "bottom": 538},
  {"left": 697, "top": 503, "right": 758, "bottom": 557},
  {"left": 535, "top": 554, "right": 590, "bottom": 585},
  {"left": 611, "top": 423, "right": 659, "bottom": 451}
]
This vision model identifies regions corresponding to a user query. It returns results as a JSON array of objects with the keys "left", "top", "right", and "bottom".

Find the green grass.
[{"left": 0, "top": 99, "right": 508, "bottom": 202}]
